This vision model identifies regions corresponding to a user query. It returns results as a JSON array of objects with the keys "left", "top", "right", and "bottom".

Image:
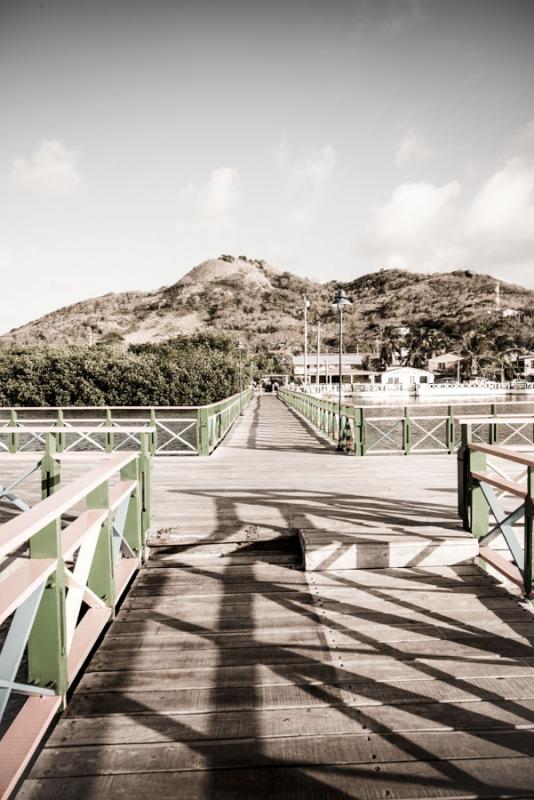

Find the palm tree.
[
  {"left": 378, "top": 326, "right": 403, "bottom": 368},
  {"left": 405, "top": 327, "right": 450, "bottom": 368},
  {"left": 490, "top": 334, "right": 519, "bottom": 383},
  {"left": 459, "top": 331, "right": 493, "bottom": 380}
]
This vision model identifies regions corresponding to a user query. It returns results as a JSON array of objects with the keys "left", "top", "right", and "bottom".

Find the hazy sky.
[{"left": 1, "top": 0, "right": 534, "bottom": 333}]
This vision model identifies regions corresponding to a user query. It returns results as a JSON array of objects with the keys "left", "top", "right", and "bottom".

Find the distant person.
[{"left": 273, "top": 381, "right": 279, "bottom": 392}]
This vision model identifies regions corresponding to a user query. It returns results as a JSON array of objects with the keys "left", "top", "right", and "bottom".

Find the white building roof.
[
  {"left": 384, "top": 366, "right": 434, "bottom": 376},
  {"left": 292, "top": 353, "right": 372, "bottom": 366}
]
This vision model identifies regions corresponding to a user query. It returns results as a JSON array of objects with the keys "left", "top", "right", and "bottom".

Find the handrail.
[
  {"left": 0, "top": 439, "right": 152, "bottom": 798},
  {"left": 0, "top": 389, "right": 254, "bottom": 456},
  {"left": 457, "top": 440, "right": 533, "bottom": 596},
  {"left": 279, "top": 387, "right": 534, "bottom": 456},
  {"left": 0, "top": 452, "right": 135, "bottom": 559}
]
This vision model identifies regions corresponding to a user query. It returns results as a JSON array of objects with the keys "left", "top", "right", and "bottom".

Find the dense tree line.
[{"left": 0, "top": 335, "right": 289, "bottom": 407}]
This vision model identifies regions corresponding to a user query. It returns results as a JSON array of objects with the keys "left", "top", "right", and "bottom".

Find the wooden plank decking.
[{"left": 17, "top": 395, "right": 534, "bottom": 798}]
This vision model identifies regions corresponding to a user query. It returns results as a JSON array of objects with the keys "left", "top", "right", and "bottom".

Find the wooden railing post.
[
  {"left": 457, "top": 423, "right": 471, "bottom": 529},
  {"left": 149, "top": 408, "right": 158, "bottom": 455},
  {"left": 41, "top": 433, "right": 61, "bottom": 499},
  {"left": 105, "top": 408, "right": 114, "bottom": 453},
  {"left": 196, "top": 407, "right": 209, "bottom": 456},
  {"left": 27, "top": 518, "right": 68, "bottom": 701},
  {"left": 139, "top": 433, "right": 153, "bottom": 549},
  {"left": 86, "top": 481, "right": 115, "bottom": 607},
  {"left": 446, "top": 405, "right": 455, "bottom": 454},
  {"left": 403, "top": 406, "right": 412, "bottom": 454},
  {"left": 469, "top": 449, "right": 489, "bottom": 538},
  {"left": 353, "top": 407, "right": 364, "bottom": 456},
  {"left": 525, "top": 466, "right": 533, "bottom": 597},
  {"left": 55, "top": 409, "right": 66, "bottom": 452},
  {"left": 489, "top": 403, "right": 498, "bottom": 445},
  {"left": 8, "top": 409, "right": 19, "bottom": 454}
]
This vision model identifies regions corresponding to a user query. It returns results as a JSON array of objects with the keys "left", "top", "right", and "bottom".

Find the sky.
[{"left": 1, "top": 0, "right": 534, "bottom": 333}]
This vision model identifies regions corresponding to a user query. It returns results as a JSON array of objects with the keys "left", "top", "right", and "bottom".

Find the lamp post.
[
  {"left": 303, "top": 295, "right": 310, "bottom": 386},
  {"left": 236, "top": 339, "right": 245, "bottom": 415},
  {"left": 316, "top": 320, "right": 321, "bottom": 389},
  {"left": 331, "top": 288, "right": 352, "bottom": 450}
]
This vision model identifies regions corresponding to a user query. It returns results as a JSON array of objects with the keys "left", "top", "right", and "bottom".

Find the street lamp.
[
  {"left": 303, "top": 295, "right": 310, "bottom": 386},
  {"left": 331, "top": 288, "right": 352, "bottom": 450},
  {"left": 236, "top": 339, "right": 245, "bottom": 415}
]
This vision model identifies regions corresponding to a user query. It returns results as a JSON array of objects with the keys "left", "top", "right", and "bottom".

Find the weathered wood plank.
[
  {"left": 45, "top": 698, "right": 534, "bottom": 748},
  {"left": 17, "top": 756, "right": 534, "bottom": 799},
  {"left": 64, "top": 675, "right": 534, "bottom": 717},
  {"left": 30, "top": 730, "right": 534, "bottom": 778}
]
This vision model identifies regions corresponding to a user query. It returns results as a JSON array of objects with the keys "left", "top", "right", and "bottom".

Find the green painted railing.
[
  {"left": 457, "top": 436, "right": 533, "bottom": 597},
  {"left": 0, "top": 433, "right": 152, "bottom": 797},
  {"left": 0, "top": 389, "right": 252, "bottom": 457},
  {"left": 278, "top": 388, "right": 534, "bottom": 456}
]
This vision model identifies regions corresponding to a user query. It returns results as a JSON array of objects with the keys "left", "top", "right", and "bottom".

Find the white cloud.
[
  {"left": 396, "top": 129, "right": 433, "bottom": 165},
  {"left": 288, "top": 145, "right": 336, "bottom": 196},
  {"left": 11, "top": 139, "right": 82, "bottom": 197},
  {"left": 274, "top": 141, "right": 336, "bottom": 241},
  {"left": 358, "top": 156, "right": 534, "bottom": 282},
  {"left": 176, "top": 166, "right": 240, "bottom": 234}
]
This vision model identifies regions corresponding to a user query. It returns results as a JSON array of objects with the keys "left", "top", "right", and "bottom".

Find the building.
[
  {"left": 427, "top": 352, "right": 463, "bottom": 375},
  {"left": 376, "top": 366, "right": 435, "bottom": 387},
  {"left": 292, "top": 353, "right": 376, "bottom": 384},
  {"left": 519, "top": 354, "right": 534, "bottom": 379}
]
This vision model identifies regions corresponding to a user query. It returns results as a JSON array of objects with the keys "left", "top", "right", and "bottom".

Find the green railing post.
[
  {"left": 525, "top": 466, "right": 533, "bottom": 597},
  {"left": 139, "top": 433, "right": 153, "bottom": 549},
  {"left": 489, "top": 403, "right": 498, "bottom": 445},
  {"left": 196, "top": 407, "right": 209, "bottom": 456},
  {"left": 446, "top": 405, "right": 455, "bottom": 454},
  {"left": 403, "top": 406, "right": 412, "bottom": 454},
  {"left": 469, "top": 449, "right": 489, "bottom": 538},
  {"left": 27, "top": 517, "right": 68, "bottom": 701},
  {"left": 120, "top": 456, "right": 143, "bottom": 558},
  {"left": 353, "top": 407, "right": 364, "bottom": 456},
  {"left": 149, "top": 408, "right": 158, "bottom": 455},
  {"left": 104, "top": 408, "right": 114, "bottom": 453},
  {"left": 87, "top": 481, "right": 115, "bottom": 607},
  {"left": 55, "top": 409, "right": 66, "bottom": 453},
  {"left": 457, "top": 423, "right": 471, "bottom": 529},
  {"left": 8, "top": 409, "right": 20, "bottom": 453},
  {"left": 344, "top": 407, "right": 356, "bottom": 454},
  {"left": 41, "top": 433, "right": 61, "bottom": 498}
]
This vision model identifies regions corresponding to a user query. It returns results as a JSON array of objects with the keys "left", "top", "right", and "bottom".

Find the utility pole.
[
  {"left": 316, "top": 321, "right": 321, "bottom": 388},
  {"left": 303, "top": 295, "right": 310, "bottom": 385}
]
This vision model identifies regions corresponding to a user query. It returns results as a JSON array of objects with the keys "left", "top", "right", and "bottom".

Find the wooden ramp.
[{"left": 18, "top": 395, "right": 534, "bottom": 799}]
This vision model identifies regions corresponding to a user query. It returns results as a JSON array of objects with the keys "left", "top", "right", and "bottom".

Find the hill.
[{"left": 2, "top": 256, "right": 533, "bottom": 353}]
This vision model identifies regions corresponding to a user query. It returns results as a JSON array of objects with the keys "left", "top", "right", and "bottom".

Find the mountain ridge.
[{"left": 2, "top": 255, "right": 533, "bottom": 353}]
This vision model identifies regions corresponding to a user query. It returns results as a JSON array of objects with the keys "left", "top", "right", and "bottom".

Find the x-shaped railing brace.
[
  {"left": 477, "top": 481, "right": 526, "bottom": 575},
  {"left": 155, "top": 419, "right": 197, "bottom": 453},
  {"left": 411, "top": 418, "right": 448, "bottom": 450},
  {"left": 0, "top": 580, "right": 56, "bottom": 724},
  {"left": 366, "top": 419, "right": 402, "bottom": 451},
  {"left": 0, "top": 462, "right": 41, "bottom": 513}
]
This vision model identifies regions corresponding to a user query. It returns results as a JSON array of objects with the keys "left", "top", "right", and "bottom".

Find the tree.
[
  {"left": 378, "top": 326, "right": 403, "bottom": 368},
  {"left": 404, "top": 327, "right": 450, "bottom": 369},
  {"left": 459, "top": 331, "right": 493, "bottom": 380}
]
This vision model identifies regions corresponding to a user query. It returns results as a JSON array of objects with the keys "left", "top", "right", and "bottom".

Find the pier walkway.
[{"left": 18, "top": 395, "right": 534, "bottom": 798}]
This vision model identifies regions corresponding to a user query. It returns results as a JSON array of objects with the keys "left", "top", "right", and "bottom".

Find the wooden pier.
[{"left": 9, "top": 395, "right": 534, "bottom": 798}]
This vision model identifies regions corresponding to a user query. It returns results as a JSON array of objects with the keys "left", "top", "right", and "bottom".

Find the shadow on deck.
[{"left": 17, "top": 395, "right": 534, "bottom": 799}]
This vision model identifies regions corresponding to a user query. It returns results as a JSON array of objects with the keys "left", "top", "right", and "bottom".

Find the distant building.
[
  {"left": 292, "top": 353, "right": 376, "bottom": 384},
  {"left": 376, "top": 366, "right": 434, "bottom": 387},
  {"left": 427, "top": 352, "right": 463, "bottom": 374},
  {"left": 519, "top": 354, "right": 534, "bottom": 379}
]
